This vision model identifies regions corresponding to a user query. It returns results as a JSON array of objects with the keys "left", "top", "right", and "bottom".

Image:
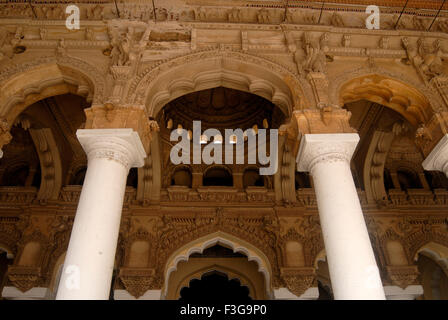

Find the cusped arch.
[
  {"left": 0, "top": 243, "right": 14, "bottom": 259},
  {"left": 415, "top": 242, "right": 448, "bottom": 278},
  {"left": 129, "top": 50, "right": 312, "bottom": 118},
  {"left": 176, "top": 266, "right": 258, "bottom": 300},
  {"left": 407, "top": 231, "right": 448, "bottom": 265},
  {"left": 332, "top": 70, "right": 439, "bottom": 127},
  {"left": 162, "top": 231, "right": 273, "bottom": 299},
  {"left": 0, "top": 56, "right": 106, "bottom": 126}
]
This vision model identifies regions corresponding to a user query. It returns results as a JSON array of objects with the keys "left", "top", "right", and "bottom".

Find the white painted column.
[
  {"left": 56, "top": 129, "right": 146, "bottom": 300},
  {"left": 297, "top": 134, "right": 385, "bottom": 300},
  {"left": 423, "top": 134, "right": 448, "bottom": 177}
]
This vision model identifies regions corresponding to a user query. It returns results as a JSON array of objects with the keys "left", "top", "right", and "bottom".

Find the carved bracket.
[
  {"left": 118, "top": 267, "right": 156, "bottom": 299},
  {"left": 280, "top": 267, "right": 316, "bottom": 297},
  {"left": 7, "top": 266, "right": 41, "bottom": 293}
]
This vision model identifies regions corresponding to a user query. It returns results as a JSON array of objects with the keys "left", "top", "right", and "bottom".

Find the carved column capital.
[
  {"left": 296, "top": 133, "right": 360, "bottom": 173},
  {"left": 84, "top": 104, "right": 159, "bottom": 154},
  {"left": 77, "top": 129, "right": 146, "bottom": 170},
  {"left": 294, "top": 107, "right": 356, "bottom": 135},
  {"left": 422, "top": 133, "right": 448, "bottom": 176}
]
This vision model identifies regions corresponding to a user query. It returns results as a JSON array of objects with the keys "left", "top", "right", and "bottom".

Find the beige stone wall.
[{"left": 0, "top": 0, "right": 447, "bottom": 300}]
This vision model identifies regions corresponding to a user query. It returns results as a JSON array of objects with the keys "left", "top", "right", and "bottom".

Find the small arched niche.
[
  {"left": 18, "top": 241, "right": 42, "bottom": 267},
  {"left": 203, "top": 166, "right": 233, "bottom": 187},
  {"left": 243, "top": 168, "right": 264, "bottom": 188},
  {"left": 386, "top": 241, "right": 408, "bottom": 266},
  {"left": 128, "top": 240, "right": 150, "bottom": 268},
  {"left": 397, "top": 168, "right": 422, "bottom": 191},
  {"left": 284, "top": 241, "right": 305, "bottom": 267},
  {"left": 171, "top": 166, "right": 192, "bottom": 188}
]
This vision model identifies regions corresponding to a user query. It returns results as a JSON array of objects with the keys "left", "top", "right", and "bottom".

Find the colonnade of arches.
[{"left": 0, "top": 51, "right": 446, "bottom": 300}]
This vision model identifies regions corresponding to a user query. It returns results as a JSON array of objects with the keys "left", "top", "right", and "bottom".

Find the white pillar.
[
  {"left": 56, "top": 129, "right": 146, "bottom": 300},
  {"left": 297, "top": 133, "right": 385, "bottom": 300},
  {"left": 422, "top": 134, "right": 448, "bottom": 176}
]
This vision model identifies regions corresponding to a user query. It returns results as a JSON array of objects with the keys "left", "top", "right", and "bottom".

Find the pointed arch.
[
  {"left": 334, "top": 71, "right": 437, "bottom": 127},
  {"left": 129, "top": 50, "right": 313, "bottom": 118},
  {"left": 0, "top": 56, "right": 106, "bottom": 126},
  {"left": 162, "top": 231, "right": 273, "bottom": 299}
]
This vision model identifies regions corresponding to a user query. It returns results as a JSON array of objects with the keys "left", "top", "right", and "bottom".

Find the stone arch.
[
  {"left": 170, "top": 165, "right": 193, "bottom": 188},
  {"left": 414, "top": 242, "right": 448, "bottom": 270},
  {"left": 175, "top": 266, "right": 258, "bottom": 300},
  {"left": 0, "top": 56, "right": 106, "bottom": 127},
  {"left": 415, "top": 242, "right": 448, "bottom": 299},
  {"left": 162, "top": 231, "right": 273, "bottom": 299},
  {"left": 407, "top": 233, "right": 448, "bottom": 266},
  {"left": 203, "top": 165, "right": 233, "bottom": 187},
  {"left": 0, "top": 243, "right": 14, "bottom": 259},
  {"left": 333, "top": 71, "right": 438, "bottom": 127},
  {"left": 129, "top": 50, "right": 312, "bottom": 118}
]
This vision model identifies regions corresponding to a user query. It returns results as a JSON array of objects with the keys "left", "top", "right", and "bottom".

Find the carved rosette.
[
  {"left": 280, "top": 267, "right": 316, "bottom": 297},
  {"left": 118, "top": 268, "right": 156, "bottom": 299},
  {"left": 386, "top": 265, "right": 420, "bottom": 289},
  {"left": 7, "top": 266, "right": 41, "bottom": 293}
]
